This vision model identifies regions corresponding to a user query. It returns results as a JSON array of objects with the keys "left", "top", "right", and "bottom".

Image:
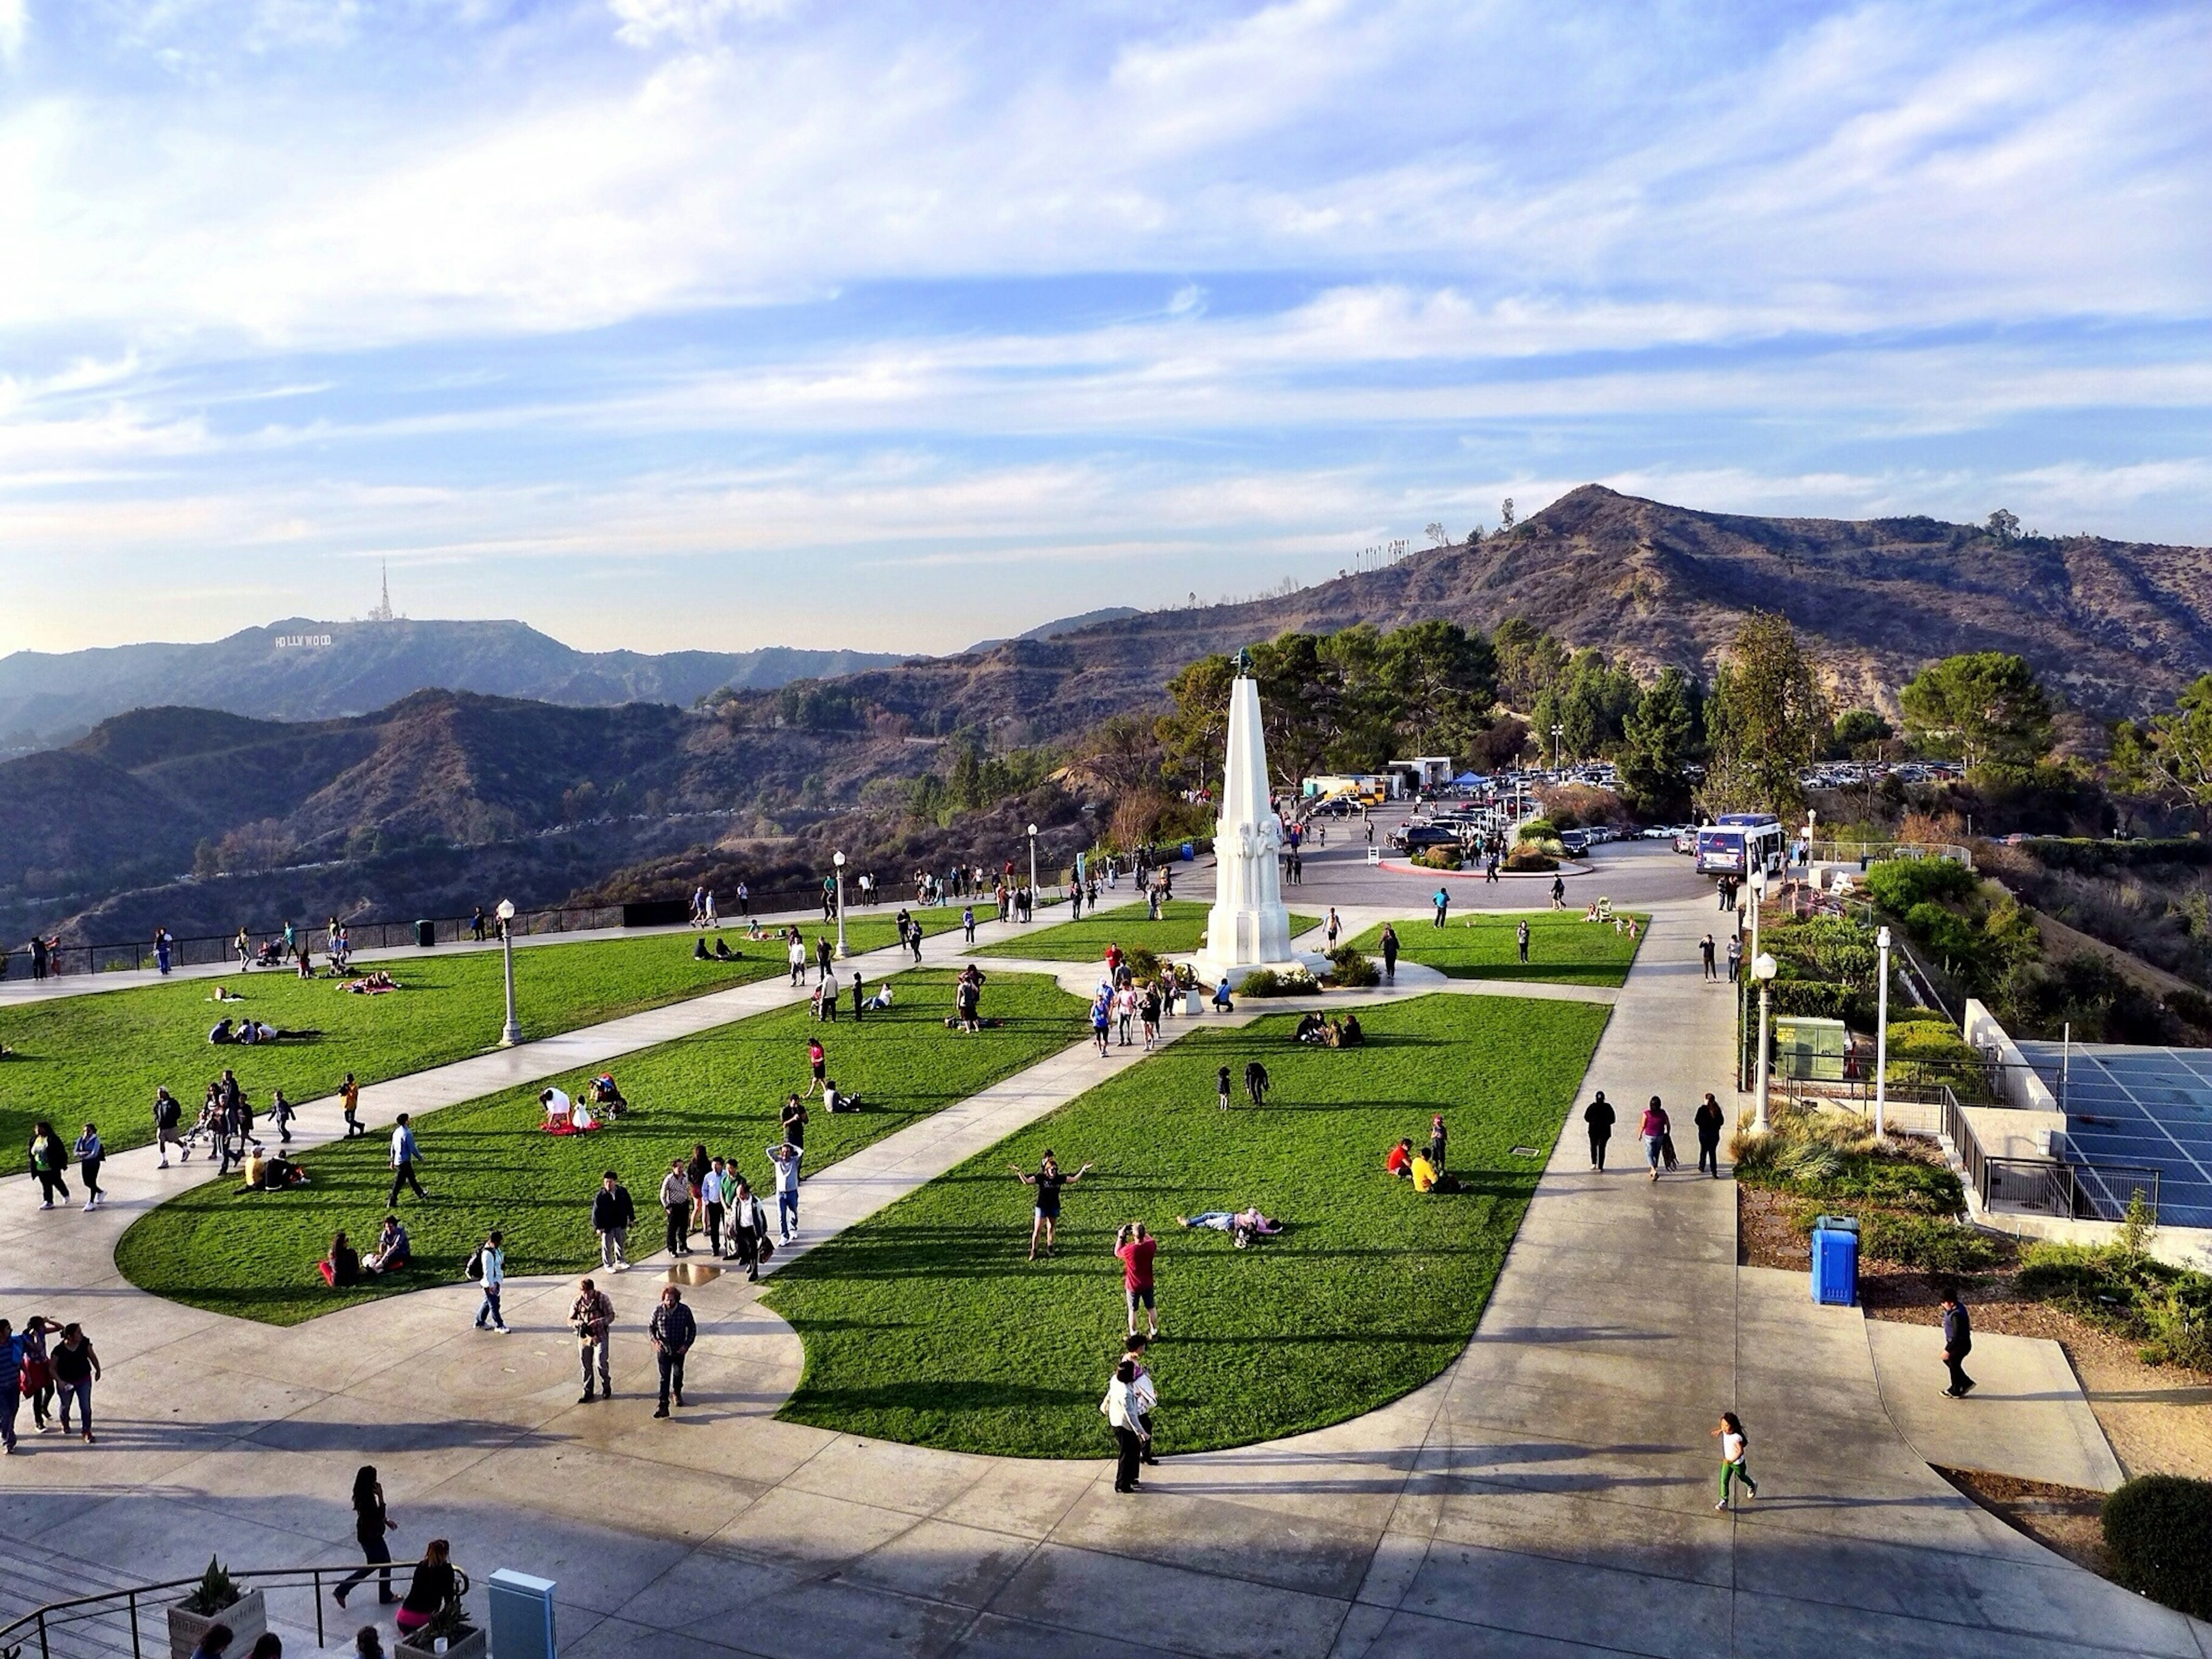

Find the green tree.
[
  {"left": 1156, "top": 654, "right": 1236, "bottom": 792},
  {"left": 1899, "top": 652, "right": 2054, "bottom": 776},
  {"left": 1377, "top": 619, "right": 1497, "bottom": 759},
  {"left": 1493, "top": 618, "right": 1567, "bottom": 711},
  {"left": 1249, "top": 632, "right": 1342, "bottom": 789},
  {"left": 1700, "top": 612, "right": 1826, "bottom": 818},
  {"left": 1619, "top": 668, "right": 1698, "bottom": 820},
  {"left": 1829, "top": 708, "right": 1892, "bottom": 756},
  {"left": 2116, "top": 674, "right": 2212, "bottom": 811}
]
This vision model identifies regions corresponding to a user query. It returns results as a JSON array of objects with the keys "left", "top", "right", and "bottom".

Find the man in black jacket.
[
  {"left": 592, "top": 1170, "right": 635, "bottom": 1272},
  {"left": 650, "top": 1285, "right": 697, "bottom": 1418},
  {"left": 1584, "top": 1091, "right": 1616, "bottom": 1171},
  {"left": 1940, "top": 1291, "right": 1976, "bottom": 1397}
]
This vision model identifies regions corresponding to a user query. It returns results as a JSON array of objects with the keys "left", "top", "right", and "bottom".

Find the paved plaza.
[{"left": 2, "top": 836, "right": 2206, "bottom": 1657}]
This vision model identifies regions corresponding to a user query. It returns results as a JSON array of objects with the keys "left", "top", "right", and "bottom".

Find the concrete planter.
[
  {"left": 168, "top": 1589, "right": 267, "bottom": 1659},
  {"left": 397, "top": 1624, "right": 487, "bottom": 1659}
]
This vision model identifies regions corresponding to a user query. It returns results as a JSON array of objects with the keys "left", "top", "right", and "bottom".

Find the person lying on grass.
[
  {"left": 1012, "top": 1150, "right": 1092, "bottom": 1260},
  {"left": 340, "top": 970, "right": 399, "bottom": 994},
  {"left": 1176, "top": 1208, "right": 1283, "bottom": 1246}
]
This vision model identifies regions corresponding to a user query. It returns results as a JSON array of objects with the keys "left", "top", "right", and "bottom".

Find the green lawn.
[
  {"left": 115, "top": 968, "right": 1088, "bottom": 1325},
  {"left": 763, "top": 992, "right": 1611, "bottom": 1456},
  {"left": 1345, "top": 911, "right": 1648, "bottom": 987},
  {"left": 975, "top": 899, "right": 1320, "bottom": 962}
]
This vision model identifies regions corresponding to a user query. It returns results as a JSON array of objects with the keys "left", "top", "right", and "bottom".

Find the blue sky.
[{"left": 2, "top": 0, "right": 2209, "bottom": 656}]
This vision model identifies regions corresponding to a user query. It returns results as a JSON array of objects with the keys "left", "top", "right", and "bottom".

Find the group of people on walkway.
[{"left": 1580, "top": 1090, "right": 1726, "bottom": 1178}]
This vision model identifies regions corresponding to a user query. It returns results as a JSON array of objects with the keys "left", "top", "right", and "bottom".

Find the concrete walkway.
[{"left": 3, "top": 872, "right": 2205, "bottom": 1658}]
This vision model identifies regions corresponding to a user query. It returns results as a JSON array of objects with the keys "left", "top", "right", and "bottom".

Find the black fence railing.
[
  {"left": 1937, "top": 1088, "right": 2161, "bottom": 1222},
  {"left": 0, "top": 1563, "right": 471, "bottom": 1659}
]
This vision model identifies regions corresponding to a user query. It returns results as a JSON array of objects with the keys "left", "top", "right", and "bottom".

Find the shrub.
[
  {"left": 1859, "top": 1213, "right": 2005, "bottom": 1272},
  {"left": 1862, "top": 857, "right": 1978, "bottom": 911},
  {"left": 182, "top": 1556, "right": 241, "bottom": 1616},
  {"left": 2103, "top": 1476, "right": 2212, "bottom": 1620},
  {"left": 1514, "top": 817, "right": 1559, "bottom": 843},
  {"left": 1123, "top": 946, "right": 1164, "bottom": 983},
  {"left": 1239, "top": 967, "right": 1319, "bottom": 997},
  {"left": 1324, "top": 947, "right": 1380, "bottom": 988},
  {"left": 1503, "top": 846, "right": 1559, "bottom": 872},
  {"left": 1412, "top": 846, "right": 1463, "bottom": 871}
]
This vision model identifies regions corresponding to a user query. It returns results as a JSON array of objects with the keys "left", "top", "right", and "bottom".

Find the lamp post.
[
  {"left": 1747, "top": 864, "right": 1767, "bottom": 972},
  {"left": 1550, "top": 722, "right": 1564, "bottom": 772},
  {"left": 1753, "top": 951, "right": 1778, "bottom": 1133},
  {"left": 832, "top": 851, "right": 849, "bottom": 959},
  {"left": 496, "top": 899, "right": 521, "bottom": 1047},
  {"left": 1026, "top": 823, "right": 1039, "bottom": 922},
  {"left": 1874, "top": 926, "right": 1892, "bottom": 1139}
]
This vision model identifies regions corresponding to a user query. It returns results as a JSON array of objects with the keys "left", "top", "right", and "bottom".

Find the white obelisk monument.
[{"left": 1196, "top": 656, "right": 1327, "bottom": 984}]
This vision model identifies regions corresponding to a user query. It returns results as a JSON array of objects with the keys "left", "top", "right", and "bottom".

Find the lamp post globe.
[
  {"left": 495, "top": 898, "right": 521, "bottom": 1047},
  {"left": 1026, "top": 823, "right": 1039, "bottom": 922},
  {"left": 833, "top": 851, "right": 849, "bottom": 959},
  {"left": 1752, "top": 951, "right": 1778, "bottom": 1133}
]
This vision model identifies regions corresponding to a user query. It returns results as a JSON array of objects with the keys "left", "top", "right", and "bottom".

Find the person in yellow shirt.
[{"left": 1411, "top": 1152, "right": 1439, "bottom": 1192}]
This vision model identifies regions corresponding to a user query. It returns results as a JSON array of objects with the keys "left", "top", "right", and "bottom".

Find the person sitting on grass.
[
  {"left": 1385, "top": 1138, "right": 1414, "bottom": 1179},
  {"left": 1338, "top": 1012, "right": 1364, "bottom": 1047},
  {"left": 694, "top": 937, "right": 712, "bottom": 961},
  {"left": 321, "top": 1230, "right": 362, "bottom": 1288},
  {"left": 823, "top": 1079, "right": 863, "bottom": 1113},
  {"left": 862, "top": 982, "right": 893, "bottom": 1012},
  {"left": 1410, "top": 1149, "right": 1441, "bottom": 1192},
  {"left": 588, "top": 1074, "right": 628, "bottom": 1118},
  {"left": 1293, "top": 1012, "right": 1325, "bottom": 1044},
  {"left": 244, "top": 1149, "right": 308, "bottom": 1191},
  {"left": 714, "top": 937, "right": 737, "bottom": 960},
  {"left": 365, "top": 1214, "right": 412, "bottom": 1274}
]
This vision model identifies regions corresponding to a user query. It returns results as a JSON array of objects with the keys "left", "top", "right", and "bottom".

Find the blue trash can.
[
  {"left": 1810, "top": 1214, "right": 1859, "bottom": 1306},
  {"left": 1180, "top": 840, "right": 1195, "bottom": 861}
]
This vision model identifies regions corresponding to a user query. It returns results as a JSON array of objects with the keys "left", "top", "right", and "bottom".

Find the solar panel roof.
[{"left": 2018, "top": 1040, "right": 2212, "bottom": 1229}]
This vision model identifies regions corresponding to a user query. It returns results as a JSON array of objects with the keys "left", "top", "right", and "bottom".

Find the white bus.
[{"left": 1695, "top": 813, "right": 1785, "bottom": 880}]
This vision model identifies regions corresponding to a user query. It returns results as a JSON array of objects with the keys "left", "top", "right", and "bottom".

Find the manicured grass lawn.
[
  {"left": 115, "top": 969, "right": 1087, "bottom": 1325},
  {"left": 975, "top": 899, "right": 1319, "bottom": 962},
  {"left": 764, "top": 992, "right": 1610, "bottom": 1456},
  {"left": 0, "top": 935, "right": 797, "bottom": 1170},
  {"left": 1344, "top": 911, "right": 1647, "bottom": 987}
]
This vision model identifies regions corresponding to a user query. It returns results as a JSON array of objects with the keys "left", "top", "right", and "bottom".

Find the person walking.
[
  {"left": 804, "top": 1037, "right": 827, "bottom": 1099},
  {"left": 1102, "top": 1359, "right": 1149, "bottom": 1493},
  {"left": 650, "top": 1285, "right": 696, "bottom": 1418},
  {"left": 593, "top": 1170, "right": 634, "bottom": 1271},
  {"left": 1380, "top": 922, "right": 1399, "bottom": 984},
  {"left": 27, "top": 1120, "right": 70, "bottom": 1209},
  {"left": 331, "top": 1465, "right": 399, "bottom": 1608},
  {"left": 1431, "top": 887, "right": 1449, "bottom": 927},
  {"left": 1583, "top": 1091, "right": 1615, "bottom": 1171},
  {"left": 0, "top": 1319, "right": 25, "bottom": 1454},
  {"left": 473, "top": 1230, "right": 509, "bottom": 1332},
  {"left": 1013, "top": 1150, "right": 1091, "bottom": 1259},
  {"left": 386, "top": 1115, "right": 427, "bottom": 1205},
  {"left": 1516, "top": 918, "right": 1530, "bottom": 965},
  {"left": 660, "top": 1161, "right": 694, "bottom": 1258},
  {"left": 1550, "top": 874, "right": 1566, "bottom": 911},
  {"left": 1940, "top": 1290, "right": 1976, "bottom": 1397},
  {"left": 702, "top": 1157, "right": 728, "bottom": 1257},
  {"left": 1694, "top": 1093, "right": 1726, "bottom": 1178},
  {"left": 571, "top": 1277, "right": 614, "bottom": 1403},
  {"left": 1700, "top": 933, "right": 1718, "bottom": 982},
  {"left": 50, "top": 1323, "right": 99, "bottom": 1441},
  {"left": 685, "top": 1143, "right": 711, "bottom": 1234},
  {"left": 269, "top": 1089, "right": 296, "bottom": 1145},
  {"left": 728, "top": 1176, "right": 763, "bottom": 1280},
  {"left": 1713, "top": 1412, "right": 1758, "bottom": 1512},
  {"left": 340, "top": 1072, "right": 365, "bottom": 1139},
  {"left": 73, "top": 1123, "right": 105, "bottom": 1211},
  {"left": 779, "top": 1095, "right": 808, "bottom": 1176},
  {"left": 1116, "top": 1223, "right": 1160, "bottom": 1339},
  {"left": 1324, "top": 908, "right": 1342, "bottom": 952},
  {"left": 963, "top": 904, "right": 976, "bottom": 945},
  {"left": 154, "top": 1088, "right": 186, "bottom": 1168},
  {"left": 767, "top": 1141, "right": 802, "bottom": 1243},
  {"left": 1639, "top": 1096, "right": 1671, "bottom": 1181}
]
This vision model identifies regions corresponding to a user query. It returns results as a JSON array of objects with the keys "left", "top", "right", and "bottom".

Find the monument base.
[{"left": 1190, "top": 952, "right": 1333, "bottom": 990}]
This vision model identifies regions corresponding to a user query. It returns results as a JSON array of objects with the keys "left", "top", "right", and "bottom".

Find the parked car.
[
  {"left": 1560, "top": 830, "right": 1592, "bottom": 855},
  {"left": 1390, "top": 823, "right": 1462, "bottom": 852}
]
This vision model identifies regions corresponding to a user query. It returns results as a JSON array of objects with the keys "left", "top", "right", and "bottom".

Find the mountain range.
[{"left": 0, "top": 618, "right": 911, "bottom": 747}]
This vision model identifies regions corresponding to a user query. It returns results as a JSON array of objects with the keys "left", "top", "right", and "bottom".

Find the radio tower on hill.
[{"left": 366, "top": 559, "right": 397, "bottom": 623}]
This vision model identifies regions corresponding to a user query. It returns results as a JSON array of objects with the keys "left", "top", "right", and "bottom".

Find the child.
[
  {"left": 1713, "top": 1412, "right": 1758, "bottom": 1511},
  {"left": 270, "top": 1089, "right": 297, "bottom": 1145},
  {"left": 1217, "top": 1065, "right": 1232, "bottom": 1113}
]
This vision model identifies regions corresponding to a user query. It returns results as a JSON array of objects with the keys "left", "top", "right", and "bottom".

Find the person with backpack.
[
  {"left": 649, "top": 1285, "right": 696, "bottom": 1418},
  {"left": 1713, "top": 1411, "right": 1758, "bottom": 1511},
  {"left": 27, "top": 1121, "right": 70, "bottom": 1209},
  {"left": 471, "top": 1230, "right": 509, "bottom": 1332},
  {"left": 1583, "top": 1091, "right": 1616, "bottom": 1171},
  {"left": 592, "top": 1169, "right": 635, "bottom": 1271}
]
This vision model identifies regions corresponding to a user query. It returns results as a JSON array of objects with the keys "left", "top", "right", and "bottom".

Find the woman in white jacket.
[{"left": 1101, "top": 1361, "right": 1149, "bottom": 1493}]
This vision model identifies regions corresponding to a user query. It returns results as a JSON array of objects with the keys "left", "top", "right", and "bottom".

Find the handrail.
[
  {"left": 1808, "top": 839, "right": 1976, "bottom": 870},
  {"left": 0, "top": 1563, "right": 471, "bottom": 1659}
]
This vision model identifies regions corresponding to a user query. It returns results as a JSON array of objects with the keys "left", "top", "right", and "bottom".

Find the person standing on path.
[
  {"left": 0, "top": 1319, "right": 25, "bottom": 1453},
  {"left": 340, "top": 1073, "right": 364, "bottom": 1139},
  {"left": 73, "top": 1123, "right": 105, "bottom": 1211},
  {"left": 1640, "top": 1096, "right": 1671, "bottom": 1181},
  {"left": 1694, "top": 1093, "right": 1726, "bottom": 1177},
  {"left": 1516, "top": 918, "right": 1530, "bottom": 965},
  {"left": 593, "top": 1170, "right": 634, "bottom": 1271},
  {"left": 1725, "top": 934, "right": 1742, "bottom": 983},
  {"left": 780, "top": 1096, "right": 808, "bottom": 1176},
  {"left": 702, "top": 1158, "right": 727, "bottom": 1257},
  {"left": 1700, "top": 933, "right": 1718, "bottom": 982},
  {"left": 1014, "top": 1151, "right": 1090, "bottom": 1259},
  {"left": 787, "top": 932, "right": 808, "bottom": 987},
  {"left": 963, "top": 904, "right": 976, "bottom": 945},
  {"left": 660, "top": 1161, "right": 693, "bottom": 1257},
  {"left": 815, "top": 933, "right": 834, "bottom": 985},
  {"left": 1325, "top": 908, "right": 1342, "bottom": 952},
  {"left": 1431, "top": 887, "right": 1449, "bottom": 927},
  {"left": 1116, "top": 1223, "right": 1160, "bottom": 1339},
  {"left": 474, "top": 1230, "right": 509, "bottom": 1332},
  {"left": 1380, "top": 923, "right": 1399, "bottom": 984},
  {"left": 387, "top": 1115, "right": 427, "bottom": 1205},
  {"left": 1122, "top": 1333, "right": 1161, "bottom": 1463},
  {"left": 1940, "top": 1290, "right": 1976, "bottom": 1397},
  {"left": 685, "top": 1143, "right": 711, "bottom": 1234},
  {"left": 1713, "top": 1412, "right": 1758, "bottom": 1511},
  {"left": 331, "top": 1464, "right": 399, "bottom": 1608},
  {"left": 50, "top": 1323, "right": 99, "bottom": 1441},
  {"left": 650, "top": 1285, "right": 696, "bottom": 1418},
  {"left": 571, "top": 1278, "right": 614, "bottom": 1402},
  {"left": 767, "top": 1141, "right": 802, "bottom": 1243},
  {"left": 1103, "top": 1359, "right": 1149, "bottom": 1493},
  {"left": 1584, "top": 1091, "right": 1616, "bottom": 1171}
]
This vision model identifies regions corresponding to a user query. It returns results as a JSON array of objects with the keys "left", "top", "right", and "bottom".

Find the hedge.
[
  {"left": 2022, "top": 838, "right": 2212, "bottom": 875},
  {"left": 2103, "top": 1475, "right": 2212, "bottom": 1619}
]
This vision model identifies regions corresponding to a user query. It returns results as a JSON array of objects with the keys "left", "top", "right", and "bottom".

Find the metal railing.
[
  {"left": 1938, "top": 1088, "right": 2162, "bottom": 1222},
  {"left": 0, "top": 1563, "right": 471, "bottom": 1659},
  {"left": 1808, "top": 839, "right": 1976, "bottom": 870}
]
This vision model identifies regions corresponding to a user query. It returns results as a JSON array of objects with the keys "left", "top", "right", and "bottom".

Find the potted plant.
[
  {"left": 168, "top": 1556, "right": 267, "bottom": 1659},
  {"left": 396, "top": 1601, "right": 487, "bottom": 1659}
]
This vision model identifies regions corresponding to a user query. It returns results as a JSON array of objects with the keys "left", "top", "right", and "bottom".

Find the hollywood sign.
[{"left": 274, "top": 634, "right": 334, "bottom": 649}]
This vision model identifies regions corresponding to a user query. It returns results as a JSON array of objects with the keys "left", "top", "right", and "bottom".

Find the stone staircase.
[{"left": 0, "top": 1534, "right": 146, "bottom": 1658}]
